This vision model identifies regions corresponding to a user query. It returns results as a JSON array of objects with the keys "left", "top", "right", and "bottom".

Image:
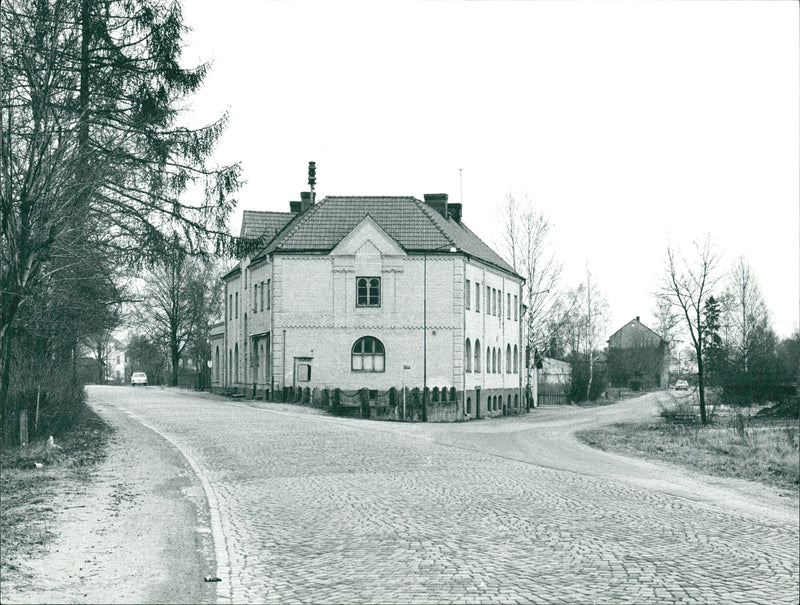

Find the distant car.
[
  {"left": 131, "top": 372, "right": 148, "bottom": 386},
  {"left": 674, "top": 380, "right": 689, "bottom": 391}
]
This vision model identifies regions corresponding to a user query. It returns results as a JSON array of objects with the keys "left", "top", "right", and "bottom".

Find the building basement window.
[
  {"left": 356, "top": 277, "right": 381, "bottom": 307},
  {"left": 352, "top": 336, "right": 385, "bottom": 372}
]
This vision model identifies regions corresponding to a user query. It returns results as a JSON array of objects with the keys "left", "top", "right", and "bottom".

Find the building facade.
[
  {"left": 607, "top": 316, "right": 670, "bottom": 389},
  {"left": 214, "top": 192, "right": 524, "bottom": 420}
]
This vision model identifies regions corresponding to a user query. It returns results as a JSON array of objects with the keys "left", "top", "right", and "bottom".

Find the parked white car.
[{"left": 131, "top": 372, "right": 148, "bottom": 386}]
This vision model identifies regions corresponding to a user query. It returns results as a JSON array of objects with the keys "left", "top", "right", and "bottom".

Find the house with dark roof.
[
  {"left": 607, "top": 317, "right": 670, "bottom": 390},
  {"left": 214, "top": 190, "right": 524, "bottom": 420}
]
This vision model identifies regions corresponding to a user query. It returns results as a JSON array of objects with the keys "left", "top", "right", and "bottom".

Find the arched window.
[
  {"left": 474, "top": 339, "right": 481, "bottom": 373},
  {"left": 234, "top": 343, "right": 239, "bottom": 383},
  {"left": 513, "top": 345, "right": 519, "bottom": 373},
  {"left": 215, "top": 346, "right": 220, "bottom": 381},
  {"left": 466, "top": 397, "right": 472, "bottom": 414},
  {"left": 352, "top": 336, "right": 385, "bottom": 372},
  {"left": 228, "top": 350, "right": 232, "bottom": 384},
  {"left": 486, "top": 347, "right": 491, "bottom": 373},
  {"left": 506, "top": 345, "right": 512, "bottom": 374},
  {"left": 465, "top": 339, "right": 472, "bottom": 372},
  {"left": 492, "top": 349, "right": 497, "bottom": 374}
]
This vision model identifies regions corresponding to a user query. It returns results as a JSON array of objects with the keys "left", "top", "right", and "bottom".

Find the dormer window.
[{"left": 356, "top": 277, "right": 381, "bottom": 307}]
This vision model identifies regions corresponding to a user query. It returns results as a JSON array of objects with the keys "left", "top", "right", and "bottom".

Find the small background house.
[{"left": 607, "top": 317, "right": 670, "bottom": 390}]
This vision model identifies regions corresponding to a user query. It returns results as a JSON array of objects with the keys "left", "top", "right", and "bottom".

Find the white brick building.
[{"left": 215, "top": 192, "right": 524, "bottom": 420}]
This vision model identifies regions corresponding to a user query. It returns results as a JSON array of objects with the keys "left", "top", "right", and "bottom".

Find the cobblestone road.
[{"left": 90, "top": 387, "right": 798, "bottom": 604}]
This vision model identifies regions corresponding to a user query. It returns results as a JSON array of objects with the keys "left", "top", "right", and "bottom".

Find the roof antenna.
[{"left": 308, "top": 161, "right": 317, "bottom": 203}]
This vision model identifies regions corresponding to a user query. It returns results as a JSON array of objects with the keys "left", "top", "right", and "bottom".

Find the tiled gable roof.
[
  {"left": 607, "top": 318, "right": 665, "bottom": 345},
  {"left": 239, "top": 210, "right": 294, "bottom": 239},
  {"left": 259, "top": 196, "right": 518, "bottom": 276}
]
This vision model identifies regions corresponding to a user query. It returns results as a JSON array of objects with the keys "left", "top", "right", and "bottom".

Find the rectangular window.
[
  {"left": 486, "top": 286, "right": 491, "bottom": 314},
  {"left": 235, "top": 292, "right": 238, "bottom": 319},
  {"left": 260, "top": 281, "right": 265, "bottom": 311},
  {"left": 475, "top": 282, "right": 480, "bottom": 312},
  {"left": 253, "top": 284, "right": 258, "bottom": 312},
  {"left": 507, "top": 293, "right": 511, "bottom": 319},
  {"left": 465, "top": 279, "right": 471, "bottom": 310},
  {"left": 266, "top": 279, "right": 271, "bottom": 309},
  {"left": 356, "top": 276, "right": 381, "bottom": 307},
  {"left": 514, "top": 295, "right": 518, "bottom": 321},
  {"left": 229, "top": 294, "right": 233, "bottom": 319}
]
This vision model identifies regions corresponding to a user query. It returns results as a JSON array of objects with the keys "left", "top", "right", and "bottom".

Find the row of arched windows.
[
  {"left": 465, "top": 394, "right": 520, "bottom": 415},
  {"left": 464, "top": 339, "right": 518, "bottom": 374}
]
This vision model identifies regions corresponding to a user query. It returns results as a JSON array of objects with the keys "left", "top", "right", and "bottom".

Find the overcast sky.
[{"left": 181, "top": 1, "right": 799, "bottom": 339}]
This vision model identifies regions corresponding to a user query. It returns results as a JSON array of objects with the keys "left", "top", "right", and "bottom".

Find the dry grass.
[
  {"left": 576, "top": 403, "right": 799, "bottom": 492},
  {"left": 0, "top": 403, "right": 111, "bottom": 579}
]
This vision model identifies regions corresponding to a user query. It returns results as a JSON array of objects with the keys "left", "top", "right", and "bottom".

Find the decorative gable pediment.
[{"left": 330, "top": 216, "right": 406, "bottom": 257}]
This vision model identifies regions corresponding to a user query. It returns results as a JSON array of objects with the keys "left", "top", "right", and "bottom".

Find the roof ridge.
[
  {"left": 242, "top": 209, "right": 294, "bottom": 216},
  {"left": 608, "top": 318, "right": 664, "bottom": 343},
  {"left": 411, "top": 197, "right": 456, "bottom": 248},
  {"left": 325, "top": 195, "right": 417, "bottom": 200}
]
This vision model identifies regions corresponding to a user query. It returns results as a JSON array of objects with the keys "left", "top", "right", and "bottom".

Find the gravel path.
[{"left": 1, "top": 393, "right": 216, "bottom": 604}]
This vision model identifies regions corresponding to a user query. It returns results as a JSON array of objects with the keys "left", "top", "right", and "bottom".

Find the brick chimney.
[
  {"left": 300, "top": 191, "right": 313, "bottom": 213},
  {"left": 290, "top": 192, "right": 314, "bottom": 214},
  {"left": 448, "top": 203, "right": 462, "bottom": 224},
  {"left": 424, "top": 193, "right": 449, "bottom": 219}
]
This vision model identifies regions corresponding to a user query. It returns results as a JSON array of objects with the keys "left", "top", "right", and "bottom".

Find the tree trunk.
[
  {"left": 696, "top": 344, "right": 708, "bottom": 424},
  {"left": 171, "top": 341, "right": 179, "bottom": 387},
  {"left": 1, "top": 332, "right": 17, "bottom": 447},
  {"left": 586, "top": 351, "right": 594, "bottom": 403}
]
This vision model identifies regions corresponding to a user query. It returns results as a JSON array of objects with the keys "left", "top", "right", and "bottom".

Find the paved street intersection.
[{"left": 91, "top": 387, "right": 798, "bottom": 604}]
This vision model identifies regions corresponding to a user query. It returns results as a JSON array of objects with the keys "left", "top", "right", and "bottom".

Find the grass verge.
[
  {"left": 0, "top": 401, "right": 112, "bottom": 579},
  {"left": 576, "top": 414, "right": 799, "bottom": 493}
]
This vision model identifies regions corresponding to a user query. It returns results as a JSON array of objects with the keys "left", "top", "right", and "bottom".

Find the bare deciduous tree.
[
  {"left": 137, "top": 243, "right": 221, "bottom": 387},
  {"left": 653, "top": 292, "right": 681, "bottom": 354},
  {"left": 725, "top": 257, "right": 769, "bottom": 374},
  {"left": 579, "top": 266, "right": 609, "bottom": 400},
  {"left": 663, "top": 236, "right": 721, "bottom": 424},
  {"left": 498, "top": 194, "right": 563, "bottom": 399}
]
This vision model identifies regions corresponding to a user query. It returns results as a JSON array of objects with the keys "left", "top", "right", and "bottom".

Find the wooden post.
[
  {"left": 19, "top": 409, "right": 28, "bottom": 447},
  {"left": 35, "top": 387, "right": 41, "bottom": 433}
]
